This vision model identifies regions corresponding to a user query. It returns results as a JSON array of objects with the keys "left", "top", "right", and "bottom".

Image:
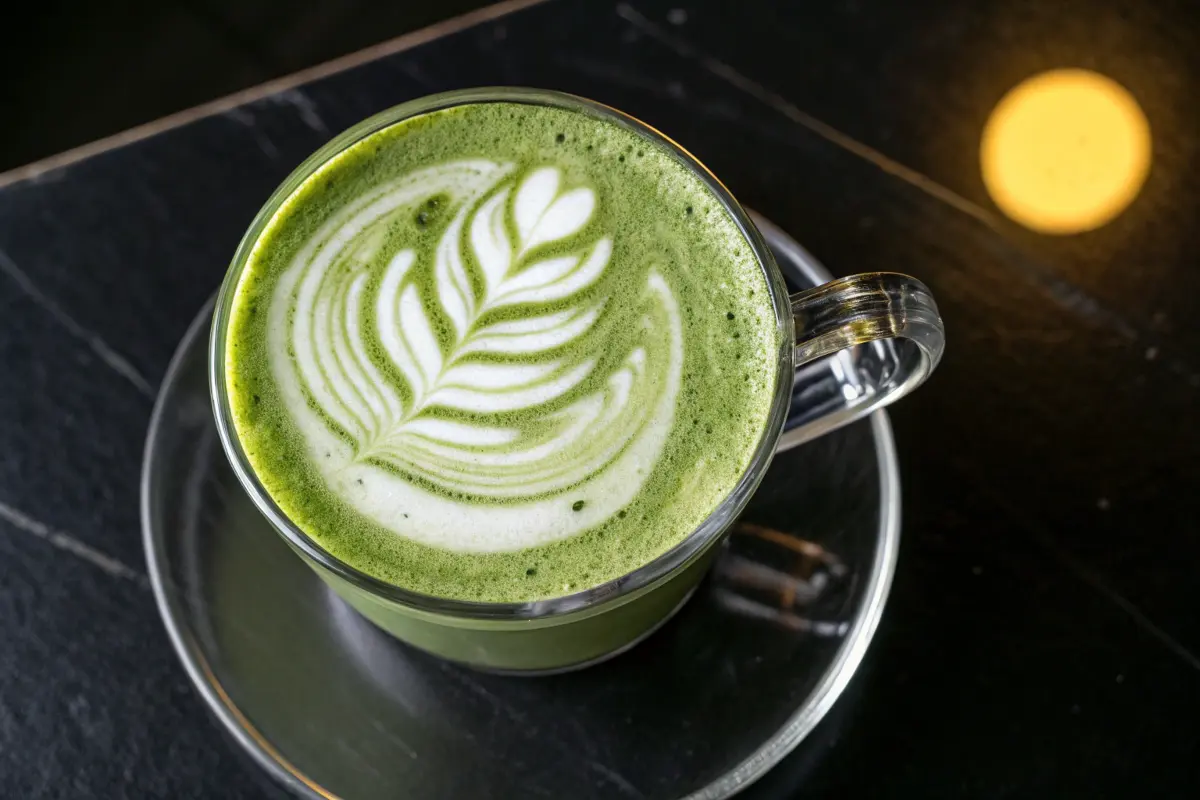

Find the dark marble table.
[{"left": 2, "top": 0, "right": 1198, "bottom": 797}]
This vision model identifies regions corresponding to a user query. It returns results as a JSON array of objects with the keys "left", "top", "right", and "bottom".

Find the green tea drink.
[{"left": 225, "top": 101, "right": 779, "bottom": 604}]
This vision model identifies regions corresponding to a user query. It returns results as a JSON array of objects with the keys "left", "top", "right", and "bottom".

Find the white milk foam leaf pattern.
[
  {"left": 226, "top": 102, "right": 780, "bottom": 602},
  {"left": 272, "top": 162, "right": 684, "bottom": 552}
]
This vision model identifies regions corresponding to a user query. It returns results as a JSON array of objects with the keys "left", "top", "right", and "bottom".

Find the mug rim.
[{"left": 209, "top": 86, "right": 795, "bottom": 621}]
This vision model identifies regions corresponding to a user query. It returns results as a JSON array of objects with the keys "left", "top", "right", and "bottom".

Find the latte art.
[
  {"left": 271, "top": 162, "right": 683, "bottom": 551},
  {"left": 225, "top": 102, "right": 778, "bottom": 602}
]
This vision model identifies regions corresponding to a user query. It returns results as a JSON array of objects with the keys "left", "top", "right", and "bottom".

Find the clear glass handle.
[{"left": 779, "top": 272, "right": 945, "bottom": 450}]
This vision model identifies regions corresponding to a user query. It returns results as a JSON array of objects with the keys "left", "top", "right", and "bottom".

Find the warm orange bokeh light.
[{"left": 981, "top": 69, "right": 1151, "bottom": 234}]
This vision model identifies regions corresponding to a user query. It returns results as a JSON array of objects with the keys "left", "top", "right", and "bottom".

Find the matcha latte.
[{"left": 224, "top": 101, "right": 779, "bottom": 603}]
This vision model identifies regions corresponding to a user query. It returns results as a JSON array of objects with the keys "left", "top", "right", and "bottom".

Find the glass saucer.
[{"left": 141, "top": 213, "right": 900, "bottom": 800}]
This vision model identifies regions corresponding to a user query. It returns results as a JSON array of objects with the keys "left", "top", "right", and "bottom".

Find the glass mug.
[{"left": 210, "top": 88, "right": 944, "bottom": 674}]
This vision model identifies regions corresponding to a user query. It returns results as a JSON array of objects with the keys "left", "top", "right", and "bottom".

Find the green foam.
[{"left": 226, "top": 102, "right": 780, "bottom": 603}]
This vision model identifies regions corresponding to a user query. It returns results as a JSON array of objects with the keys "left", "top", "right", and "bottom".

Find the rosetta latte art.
[{"left": 268, "top": 161, "right": 683, "bottom": 553}]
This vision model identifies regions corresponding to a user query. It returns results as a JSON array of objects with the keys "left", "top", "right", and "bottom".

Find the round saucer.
[{"left": 142, "top": 214, "right": 900, "bottom": 800}]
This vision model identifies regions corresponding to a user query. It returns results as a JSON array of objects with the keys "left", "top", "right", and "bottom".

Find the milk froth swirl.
[{"left": 268, "top": 161, "right": 683, "bottom": 553}]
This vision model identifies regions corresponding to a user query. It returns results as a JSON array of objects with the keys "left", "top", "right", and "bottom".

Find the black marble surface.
[{"left": 1, "top": 0, "right": 1198, "bottom": 796}]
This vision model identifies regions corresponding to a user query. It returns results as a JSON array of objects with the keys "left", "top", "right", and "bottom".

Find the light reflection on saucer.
[
  {"left": 981, "top": 68, "right": 1151, "bottom": 234},
  {"left": 711, "top": 522, "right": 851, "bottom": 637}
]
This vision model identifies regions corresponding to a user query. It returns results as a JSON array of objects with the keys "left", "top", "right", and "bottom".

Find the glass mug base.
[
  {"left": 209, "top": 88, "right": 944, "bottom": 674},
  {"left": 303, "top": 541, "right": 714, "bottom": 674}
]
